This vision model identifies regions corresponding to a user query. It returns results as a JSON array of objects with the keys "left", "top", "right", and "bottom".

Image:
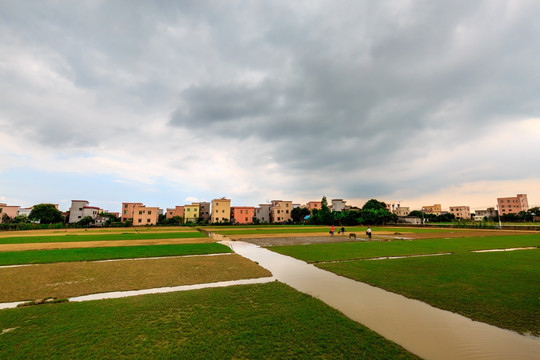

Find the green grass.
[
  {"left": 0, "top": 243, "right": 232, "bottom": 266},
  {"left": 271, "top": 234, "right": 540, "bottom": 262},
  {"left": 0, "top": 282, "right": 419, "bottom": 359},
  {"left": 317, "top": 250, "right": 540, "bottom": 336},
  {"left": 0, "top": 231, "right": 207, "bottom": 244}
]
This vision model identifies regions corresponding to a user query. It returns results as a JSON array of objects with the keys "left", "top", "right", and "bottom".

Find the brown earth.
[
  {"left": 0, "top": 237, "right": 214, "bottom": 252},
  {"left": 232, "top": 229, "right": 536, "bottom": 247},
  {"left": 0, "top": 254, "right": 271, "bottom": 303}
]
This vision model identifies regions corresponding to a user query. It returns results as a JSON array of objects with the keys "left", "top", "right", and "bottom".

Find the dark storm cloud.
[
  {"left": 2, "top": 0, "right": 540, "bottom": 204},
  {"left": 167, "top": 0, "right": 540, "bottom": 185}
]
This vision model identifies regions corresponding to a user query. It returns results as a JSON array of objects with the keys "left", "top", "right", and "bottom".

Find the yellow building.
[
  {"left": 270, "top": 200, "right": 292, "bottom": 223},
  {"left": 421, "top": 204, "right": 442, "bottom": 215},
  {"left": 211, "top": 198, "right": 231, "bottom": 223},
  {"left": 184, "top": 203, "right": 200, "bottom": 223}
]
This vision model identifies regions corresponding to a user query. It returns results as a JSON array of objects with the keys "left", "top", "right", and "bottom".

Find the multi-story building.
[
  {"left": 270, "top": 200, "right": 292, "bottom": 223},
  {"left": 121, "top": 202, "right": 143, "bottom": 222},
  {"left": 184, "top": 203, "right": 200, "bottom": 223},
  {"left": 421, "top": 204, "right": 442, "bottom": 215},
  {"left": 497, "top": 194, "right": 528, "bottom": 215},
  {"left": 211, "top": 198, "right": 231, "bottom": 223},
  {"left": 69, "top": 200, "right": 101, "bottom": 223},
  {"left": 474, "top": 207, "right": 498, "bottom": 220},
  {"left": 166, "top": 206, "right": 184, "bottom": 220},
  {"left": 0, "top": 204, "right": 20, "bottom": 222},
  {"left": 449, "top": 206, "right": 470, "bottom": 219},
  {"left": 331, "top": 199, "right": 347, "bottom": 212},
  {"left": 305, "top": 201, "right": 322, "bottom": 213},
  {"left": 255, "top": 204, "right": 271, "bottom": 223},
  {"left": 231, "top": 206, "right": 255, "bottom": 224},
  {"left": 199, "top": 202, "right": 211, "bottom": 221},
  {"left": 394, "top": 206, "right": 410, "bottom": 216},
  {"left": 132, "top": 204, "right": 159, "bottom": 226}
]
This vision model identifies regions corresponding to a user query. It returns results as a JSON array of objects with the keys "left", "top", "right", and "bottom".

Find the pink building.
[
  {"left": 305, "top": 201, "right": 322, "bottom": 212},
  {"left": 0, "top": 204, "right": 20, "bottom": 222},
  {"left": 497, "top": 194, "right": 528, "bottom": 215},
  {"left": 231, "top": 207, "right": 255, "bottom": 224},
  {"left": 121, "top": 202, "right": 143, "bottom": 222},
  {"left": 166, "top": 206, "right": 184, "bottom": 220},
  {"left": 132, "top": 205, "right": 159, "bottom": 226},
  {"left": 449, "top": 206, "right": 470, "bottom": 219}
]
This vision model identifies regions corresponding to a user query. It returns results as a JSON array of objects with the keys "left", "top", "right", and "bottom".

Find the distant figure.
[
  {"left": 340, "top": 226, "right": 345, "bottom": 236},
  {"left": 366, "top": 227, "right": 372, "bottom": 239},
  {"left": 330, "top": 225, "right": 335, "bottom": 236}
]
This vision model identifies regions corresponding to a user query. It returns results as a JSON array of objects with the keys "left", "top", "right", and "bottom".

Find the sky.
[{"left": 1, "top": 1, "right": 539, "bottom": 213}]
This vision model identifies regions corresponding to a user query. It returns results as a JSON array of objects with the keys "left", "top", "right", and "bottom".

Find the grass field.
[
  {"left": 0, "top": 282, "right": 419, "bottom": 359},
  {"left": 318, "top": 250, "right": 540, "bottom": 336},
  {"left": 270, "top": 234, "right": 540, "bottom": 262},
  {"left": 0, "top": 231, "right": 207, "bottom": 244},
  {"left": 0, "top": 254, "right": 270, "bottom": 303},
  {"left": 270, "top": 234, "right": 540, "bottom": 336},
  {"left": 0, "top": 243, "right": 232, "bottom": 266}
]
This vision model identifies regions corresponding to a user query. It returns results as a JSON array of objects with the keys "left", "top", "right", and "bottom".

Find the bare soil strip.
[
  {"left": 0, "top": 227, "right": 197, "bottom": 238},
  {"left": 0, "top": 254, "right": 271, "bottom": 303},
  {"left": 0, "top": 237, "right": 213, "bottom": 252}
]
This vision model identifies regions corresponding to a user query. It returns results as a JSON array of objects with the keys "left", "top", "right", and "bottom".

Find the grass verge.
[
  {"left": 0, "top": 231, "right": 207, "bottom": 244},
  {"left": 270, "top": 234, "right": 540, "bottom": 262},
  {"left": 317, "top": 250, "right": 540, "bottom": 336},
  {"left": 0, "top": 254, "right": 270, "bottom": 302},
  {"left": 0, "top": 243, "right": 231, "bottom": 266},
  {"left": 0, "top": 282, "right": 419, "bottom": 359}
]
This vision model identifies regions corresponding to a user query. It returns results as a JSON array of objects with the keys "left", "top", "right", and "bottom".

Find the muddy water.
[{"left": 222, "top": 240, "right": 540, "bottom": 360}]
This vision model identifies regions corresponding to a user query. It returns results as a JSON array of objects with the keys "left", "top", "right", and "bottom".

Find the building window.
[
  {"left": 138, "top": 219, "right": 142, "bottom": 223},
  {"left": 139, "top": 211, "right": 143, "bottom": 215}
]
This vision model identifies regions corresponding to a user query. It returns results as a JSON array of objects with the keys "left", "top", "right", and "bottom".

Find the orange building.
[
  {"left": 231, "top": 207, "right": 255, "bottom": 224},
  {"left": 132, "top": 204, "right": 159, "bottom": 226},
  {"left": 497, "top": 194, "right": 528, "bottom": 215},
  {"left": 166, "top": 206, "right": 184, "bottom": 220}
]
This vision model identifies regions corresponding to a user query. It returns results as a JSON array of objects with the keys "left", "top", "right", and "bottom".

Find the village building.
[
  {"left": 231, "top": 206, "right": 255, "bottom": 224},
  {"left": 497, "top": 194, "right": 528, "bottom": 215},
  {"left": 211, "top": 198, "right": 231, "bottom": 223}
]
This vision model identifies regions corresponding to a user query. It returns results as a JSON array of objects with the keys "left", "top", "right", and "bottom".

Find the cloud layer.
[{"left": 1, "top": 1, "right": 539, "bottom": 211}]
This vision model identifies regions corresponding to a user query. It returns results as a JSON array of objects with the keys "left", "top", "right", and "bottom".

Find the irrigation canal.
[{"left": 220, "top": 239, "right": 540, "bottom": 360}]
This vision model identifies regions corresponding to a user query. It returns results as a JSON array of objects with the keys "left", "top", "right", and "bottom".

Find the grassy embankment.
[
  {"left": 0, "top": 243, "right": 231, "bottom": 266},
  {"left": 0, "top": 231, "right": 207, "bottom": 244},
  {"left": 0, "top": 282, "right": 419, "bottom": 359},
  {"left": 271, "top": 234, "right": 540, "bottom": 336}
]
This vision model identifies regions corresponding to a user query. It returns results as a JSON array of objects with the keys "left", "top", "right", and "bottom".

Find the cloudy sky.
[{"left": 1, "top": 1, "right": 539, "bottom": 213}]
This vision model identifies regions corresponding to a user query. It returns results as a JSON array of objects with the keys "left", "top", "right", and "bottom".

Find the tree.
[
  {"left": 78, "top": 216, "right": 95, "bottom": 227},
  {"left": 362, "top": 199, "right": 387, "bottom": 211},
  {"left": 29, "top": 204, "right": 63, "bottom": 224},
  {"left": 291, "top": 207, "right": 310, "bottom": 223}
]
